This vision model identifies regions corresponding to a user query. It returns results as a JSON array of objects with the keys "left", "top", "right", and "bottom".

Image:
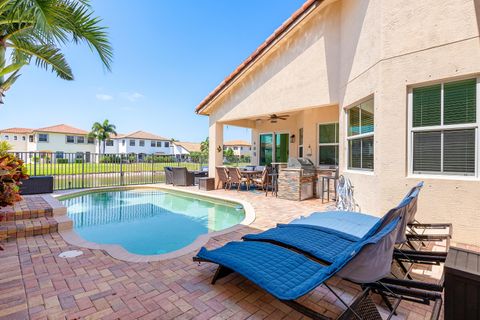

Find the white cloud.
[
  {"left": 122, "top": 92, "right": 145, "bottom": 102},
  {"left": 96, "top": 93, "right": 113, "bottom": 101}
]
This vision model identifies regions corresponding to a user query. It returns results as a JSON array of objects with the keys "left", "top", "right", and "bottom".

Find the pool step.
[{"left": 0, "top": 195, "right": 71, "bottom": 241}]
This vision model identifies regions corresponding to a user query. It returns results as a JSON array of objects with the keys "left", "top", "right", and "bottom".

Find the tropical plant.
[
  {"left": 0, "top": 140, "right": 28, "bottom": 208},
  {"left": 0, "top": 0, "right": 113, "bottom": 103},
  {"left": 88, "top": 119, "right": 117, "bottom": 154}
]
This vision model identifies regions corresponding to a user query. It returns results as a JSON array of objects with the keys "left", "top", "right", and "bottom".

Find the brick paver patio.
[{"left": 0, "top": 187, "right": 448, "bottom": 319}]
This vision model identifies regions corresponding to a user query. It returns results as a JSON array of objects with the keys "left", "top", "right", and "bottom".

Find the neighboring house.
[
  {"left": 0, "top": 124, "right": 95, "bottom": 154},
  {"left": 195, "top": 0, "right": 480, "bottom": 244},
  {"left": 0, "top": 128, "right": 34, "bottom": 151},
  {"left": 98, "top": 131, "right": 171, "bottom": 155},
  {"left": 171, "top": 141, "right": 202, "bottom": 159},
  {"left": 223, "top": 140, "right": 251, "bottom": 157}
]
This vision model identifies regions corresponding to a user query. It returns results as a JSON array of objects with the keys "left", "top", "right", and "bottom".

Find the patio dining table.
[{"left": 239, "top": 170, "right": 263, "bottom": 189}]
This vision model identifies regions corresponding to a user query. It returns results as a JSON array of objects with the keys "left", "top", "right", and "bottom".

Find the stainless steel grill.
[{"left": 287, "top": 158, "right": 316, "bottom": 176}]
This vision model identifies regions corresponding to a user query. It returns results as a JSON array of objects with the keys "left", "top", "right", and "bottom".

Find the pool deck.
[{"left": 0, "top": 185, "right": 469, "bottom": 320}]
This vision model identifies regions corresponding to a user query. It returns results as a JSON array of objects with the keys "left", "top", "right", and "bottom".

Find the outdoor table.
[{"left": 239, "top": 170, "right": 262, "bottom": 189}]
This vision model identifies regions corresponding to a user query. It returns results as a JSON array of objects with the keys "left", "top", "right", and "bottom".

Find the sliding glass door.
[
  {"left": 259, "top": 133, "right": 289, "bottom": 165},
  {"left": 275, "top": 133, "right": 289, "bottom": 163},
  {"left": 259, "top": 134, "right": 273, "bottom": 166}
]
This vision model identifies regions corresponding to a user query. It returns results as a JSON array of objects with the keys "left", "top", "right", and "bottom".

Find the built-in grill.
[
  {"left": 278, "top": 157, "right": 316, "bottom": 201},
  {"left": 287, "top": 158, "right": 316, "bottom": 176}
]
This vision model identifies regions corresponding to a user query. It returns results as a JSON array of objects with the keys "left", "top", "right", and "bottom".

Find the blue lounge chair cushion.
[
  {"left": 290, "top": 211, "right": 380, "bottom": 239},
  {"left": 243, "top": 224, "right": 359, "bottom": 263},
  {"left": 197, "top": 241, "right": 333, "bottom": 300},
  {"left": 197, "top": 217, "right": 400, "bottom": 300}
]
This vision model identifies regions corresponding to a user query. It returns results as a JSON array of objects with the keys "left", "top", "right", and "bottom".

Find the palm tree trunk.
[{"left": 103, "top": 140, "right": 106, "bottom": 155}]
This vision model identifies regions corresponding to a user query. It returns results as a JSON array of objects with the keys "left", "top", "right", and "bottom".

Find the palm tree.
[
  {"left": 0, "top": 0, "right": 113, "bottom": 103},
  {"left": 89, "top": 120, "right": 117, "bottom": 154}
]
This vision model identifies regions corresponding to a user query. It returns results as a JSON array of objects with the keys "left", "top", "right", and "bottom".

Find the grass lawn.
[
  {"left": 24, "top": 162, "right": 250, "bottom": 175},
  {"left": 25, "top": 162, "right": 203, "bottom": 175}
]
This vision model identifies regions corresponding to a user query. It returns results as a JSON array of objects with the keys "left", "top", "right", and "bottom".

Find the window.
[
  {"left": 151, "top": 141, "right": 156, "bottom": 147},
  {"left": 14, "top": 136, "right": 17, "bottom": 141},
  {"left": 22, "top": 136, "right": 26, "bottom": 141},
  {"left": 87, "top": 137, "right": 95, "bottom": 144},
  {"left": 122, "top": 140, "right": 125, "bottom": 146},
  {"left": 347, "top": 98, "right": 374, "bottom": 170},
  {"left": 410, "top": 78, "right": 477, "bottom": 176},
  {"left": 318, "top": 123, "right": 339, "bottom": 166},
  {"left": 66, "top": 136, "right": 75, "bottom": 143},
  {"left": 76, "top": 136, "right": 85, "bottom": 144},
  {"left": 4, "top": 135, "right": 8, "bottom": 140},
  {"left": 157, "top": 141, "right": 162, "bottom": 147},
  {"left": 139, "top": 140, "right": 145, "bottom": 147},
  {"left": 38, "top": 134, "right": 48, "bottom": 142},
  {"left": 298, "top": 128, "right": 303, "bottom": 158},
  {"left": 129, "top": 139, "right": 135, "bottom": 146},
  {"left": 55, "top": 151, "right": 64, "bottom": 159},
  {"left": 29, "top": 135, "right": 34, "bottom": 142},
  {"left": 106, "top": 139, "right": 114, "bottom": 146},
  {"left": 164, "top": 141, "right": 170, "bottom": 148}
]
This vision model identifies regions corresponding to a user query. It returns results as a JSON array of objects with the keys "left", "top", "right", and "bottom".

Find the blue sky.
[{"left": 0, "top": 0, "right": 304, "bottom": 142}]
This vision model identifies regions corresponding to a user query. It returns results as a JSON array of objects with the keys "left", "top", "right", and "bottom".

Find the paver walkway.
[{"left": 0, "top": 187, "right": 449, "bottom": 319}]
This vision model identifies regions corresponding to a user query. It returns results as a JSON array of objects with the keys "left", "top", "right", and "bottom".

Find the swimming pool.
[{"left": 61, "top": 189, "right": 245, "bottom": 255}]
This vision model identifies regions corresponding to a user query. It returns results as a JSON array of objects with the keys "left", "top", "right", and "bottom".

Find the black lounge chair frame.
[{"left": 194, "top": 255, "right": 443, "bottom": 320}]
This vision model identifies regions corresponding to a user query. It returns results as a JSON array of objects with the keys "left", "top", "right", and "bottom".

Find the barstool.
[{"left": 321, "top": 167, "right": 339, "bottom": 203}]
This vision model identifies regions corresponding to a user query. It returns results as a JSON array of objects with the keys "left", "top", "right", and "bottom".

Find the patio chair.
[
  {"left": 215, "top": 167, "right": 230, "bottom": 189},
  {"left": 243, "top": 182, "right": 450, "bottom": 279},
  {"left": 320, "top": 166, "right": 339, "bottom": 203},
  {"left": 227, "top": 167, "right": 248, "bottom": 191},
  {"left": 171, "top": 167, "right": 195, "bottom": 186},
  {"left": 164, "top": 167, "right": 174, "bottom": 185},
  {"left": 251, "top": 168, "right": 268, "bottom": 191},
  {"left": 194, "top": 213, "right": 443, "bottom": 320}
]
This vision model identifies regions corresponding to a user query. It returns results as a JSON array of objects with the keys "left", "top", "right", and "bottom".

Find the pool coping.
[{"left": 54, "top": 184, "right": 256, "bottom": 263}]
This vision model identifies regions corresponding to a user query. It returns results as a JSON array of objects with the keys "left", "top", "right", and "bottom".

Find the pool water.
[{"left": 62, "top": 189, "right": 245, "bottom": 255}]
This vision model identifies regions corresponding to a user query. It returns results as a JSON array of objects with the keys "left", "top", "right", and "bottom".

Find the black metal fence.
[{"left": 13, "top": 152, "right": 208, "bottom": 191}]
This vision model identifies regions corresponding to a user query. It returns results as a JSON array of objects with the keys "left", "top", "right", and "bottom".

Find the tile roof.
[
  {"left": 174, "top": 141, "right": 201, "bottom": 153},
  {"left": 35, "top": 124, "right": 89, "bottom": 135},
  {"left": 0, "top": 127, "right": 34, "bottom": 134},
  {"left": 114, "top": 130, "right": 168, "bottom": 141},
  {"left": 195, "top": 0, "right": 320, "bottom": 115},
  {"left": 224, "top": 140, "right": 251, "bottom": 146}
]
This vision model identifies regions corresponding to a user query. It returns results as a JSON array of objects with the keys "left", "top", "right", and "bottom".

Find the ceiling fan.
[{"left": 257, "top": 114, "right": 290, "bottom": 123}]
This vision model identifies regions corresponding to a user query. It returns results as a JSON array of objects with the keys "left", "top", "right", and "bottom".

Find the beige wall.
[
  {"left": 0, "top": 133, "right": 28, "bottom": 152},
  {"left": 33, "top": 133, "right": 96, "bottom": 153},
  {"left": 205, "top": 0, "right": 480, "bottom": 244}
]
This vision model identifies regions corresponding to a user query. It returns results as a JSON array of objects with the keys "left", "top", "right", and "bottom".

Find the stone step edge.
[{"left": 0, "top": 215, "right": 73, "bottom": 241}]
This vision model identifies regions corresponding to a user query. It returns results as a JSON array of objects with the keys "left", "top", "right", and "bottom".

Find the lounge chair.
[
  {"left": 242, "top": 182, "right": 448, "bottom": 279},
  {"left": 215, "top": 167, "right": 230, "bottom": 189},
  {"left": 194, "top": 207, "right": 443, "bottom": 319},
  {"left": 282, "top": 182, "right": 451, "bottom": 248},
  {"left": 171, "top": 167, "right": 195, "bottom": 186}
]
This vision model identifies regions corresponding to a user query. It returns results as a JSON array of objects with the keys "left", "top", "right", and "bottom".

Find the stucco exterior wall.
[
  {"left": 0, "top": 134, "right": 28, "bottom": 152},
  {"left": 33, "top": 133, "right": 96, "bottom": 153},
  {"left": 204, "top": 0, "right": 480, "bottom": 244}
]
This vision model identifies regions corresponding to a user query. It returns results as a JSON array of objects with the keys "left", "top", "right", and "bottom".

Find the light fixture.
[
  {"left": 290, "top": 134, "right": 295, "bottom": 143},
  {"left": 306, "top": 145, "right": 312, "bottom": 157},
  {"left": 216, "top": 145, "right": 222, "bottom": 153}
]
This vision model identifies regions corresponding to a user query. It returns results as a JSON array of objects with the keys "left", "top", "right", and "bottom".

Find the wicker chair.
[
  {"left": 216, "top": 167, "right": 230, "bottom": 189},
  {"left": 252, "top": 168, "right": 268, "bottom": 191},
  {"left": 164, "top": 167, "right": 174, "bottom": 184},
  {"left": 227, "top": 167, "right": 248, "bottom": 191},
  {"left": 172, "top": 167, "right": 195, "bottom": 186}
]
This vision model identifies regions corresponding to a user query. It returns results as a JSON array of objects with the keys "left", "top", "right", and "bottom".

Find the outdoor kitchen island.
[{"left": 277, "top": 158, "right": 316, "bottom": 201}]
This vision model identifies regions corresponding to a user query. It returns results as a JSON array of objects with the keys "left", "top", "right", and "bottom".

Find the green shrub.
[
  {"left": 57, "top": 158, "right": 69, "bottom": 164},
  {"left": 74, "top": 159, "right": 83, "bottom": 164}
]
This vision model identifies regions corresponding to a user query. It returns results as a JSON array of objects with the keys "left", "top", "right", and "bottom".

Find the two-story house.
[
  {"left": 223, "top": 140, "right": 251, "bottom": 158},
  {"left": 0, "top": 124, "right": 96, "bottom": 154},
  {"left": 100, "top": 131, "right": 172, "bottom": 155}
]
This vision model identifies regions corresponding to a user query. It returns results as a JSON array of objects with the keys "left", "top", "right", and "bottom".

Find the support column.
[{"left": 208, "top": 121, "right": 223, "bottom": 183}]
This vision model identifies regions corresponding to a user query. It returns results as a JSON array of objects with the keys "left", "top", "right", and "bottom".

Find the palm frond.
[{"left": 9, "top": 41, "right": 72, "bottom": 79}]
